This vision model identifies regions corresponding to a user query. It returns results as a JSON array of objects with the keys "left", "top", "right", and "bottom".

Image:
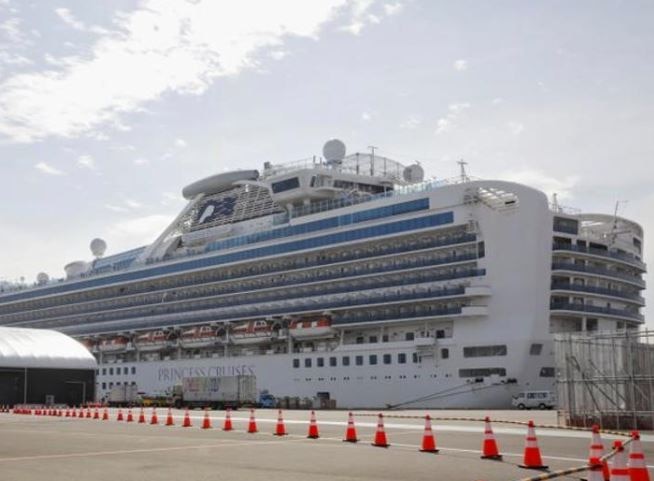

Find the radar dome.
[
  {"left": 403, "top": 163, "right": 425, "bottom": 183},
  {"left": 90, "top": 238, "right": 107, "bottom": 258},
  {"left": 36, "top": 272, "right": 49, "bottom": 285},
  {"left": 323, "top": 139, "right": 346, "bottom": 163},
  {"left": 64, "top": 261, "right": 88, "bottom": 279}
]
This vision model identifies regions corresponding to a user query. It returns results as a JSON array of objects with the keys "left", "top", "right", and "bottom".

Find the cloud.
[
  {"left": 107, "top": 214, "right": 174, "bottom": 246},
  {"left": 491, "top": 97, "right": 503, "bottom": 105},
  {"left": 435, "top": 102, "right": 471, "bottom": 135},
  {"left": 34, "top": 161, "right": 65, "bottom": 175},
  {"left": 453, "top": 59, "right": 468, "bottom": 71},
  {"left": 76, "top": 154, "right": 96, "bottom": 169},
  {"left": 123, "top": 198, "right": 143, "bottom": 209},
  {"left": 270, "top": 50, "right": 287, "bottom": 60},
  {"left": 0, "top": 0, "right": 394, "bottom": 143},
  {"left": 104, "top": 204, "right": 129, "bottom": 213},
  {"left": 174, "top": 138, "right": 187, "bottom": 148},
  {"left": 133, "top": 157, "right": 149, "bottom": 165},
  {"left": 501, "top": 169, "right": 579, "bottom": 201},
  {"left": 384, "top": 3, "right": 403, "bottom": 16},
  {"left": 507, "top": 121, "right": 524, "bottom": 135},
  {"left": 54, "top": 7, "right": 109, "bottom": 35},
  {"left": 400, "top": 115, "right": 421, "bottom": 129},
  {"left": 361, "top": 112, "right": 371, "bottom": 121}
]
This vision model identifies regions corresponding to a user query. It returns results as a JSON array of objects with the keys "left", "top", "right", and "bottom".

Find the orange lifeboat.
[
  {"left": 230, "top": 320, "right": 275, "bottom": 345},
  {"left": 79, "top": 338, "right": 97, "bottom": 353},
  {"left": 134, "top": 330, "right": 170, "bottom": 351},
  {"left": 179, "top": 326, "right": 222, "bottom": 349},
  {"left": 289, "top": 317, "right": 334, "bottom": 339},
  {"left": 98, "top": 336, "right": 129, "bottom": 352}
]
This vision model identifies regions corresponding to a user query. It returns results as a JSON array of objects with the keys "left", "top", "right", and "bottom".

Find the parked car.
[{"left": 511, "top": 391, "right": 556, "bottom": 410}]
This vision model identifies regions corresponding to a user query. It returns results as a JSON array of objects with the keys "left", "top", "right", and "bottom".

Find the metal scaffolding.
[{"left": 554, "top": 329, "right": 654, "bottom": 430}]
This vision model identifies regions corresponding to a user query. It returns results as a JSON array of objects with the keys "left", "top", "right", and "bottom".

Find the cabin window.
[
  {"left": 356, "top": 336, "right": 364, "bottom": 344},
  {"left": 459, "top": 368, "right": 506, "bottom": 378},
  {"left": 271, "top": 177, "right": 300, "bottom": 193},
  {"left": 369, "top": 354, "right": 378, "bottom": 365},
  {"left": 405, "top": 332, "right": 415, "bottom": 341},
  {"left": 292, "top": 359, "right": 300, "bottom": 368},
  {"left": 436, "top": 330, "right": 445, "bottom": 339},
  {"left": 463, "top": 345, "right": 507, "bottom": 357},
  {"left": 131, "top": 367, "right": 136, "bottom": 375},
  {"left": 329, "top": 357, "right": 337, "bottom": 367},
  {"left": 109, "top": 368, "right": 114, "bottom": 375},
  {"left": 412, "top": 353, "right": 419, "bottom": 363},
  {"left": 540, "top": 367, "right": 555, "bottom": 377},
  {"left": 398, "top": 353, "right": 407, "bottom": 364},
  {"left": 529, "top": 344, "right": 543, "bottom": 356},
  {"left": 553, "top": 216, "right": 579, "bottom": 235},
  {"left": 369, "top": 335, "right": 378, "bottom": 343},
  {"left": 441, "top": 348, "right": 449, "bottom": 359},
  {"left": 102, "top": 368, "right": 106, "bottom": 375},
  {"left": 317, "top": 357, "right": 324, "bottom": 367},
  {"left": 383, "top": 354, "right": 392, "bottom": 365},
  {"left": 102, "top": 382, "right": 106, "bottom": 390},
  {"left": 355, "top": 355, "right": 364, "bottom": 366},
  {"left": 304, "top": 358, "right": 312, "bottom": 368},
  {"left": 342, "top": 356, "right": 350, "bottom": 366}
]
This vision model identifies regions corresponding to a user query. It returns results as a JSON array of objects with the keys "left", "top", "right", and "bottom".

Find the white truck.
[
  {"left": 107, "top": 384, "right": 141, "bottom": 407},
  {"left": 172, "top": 375, "right": 257, "bottom": 409}
]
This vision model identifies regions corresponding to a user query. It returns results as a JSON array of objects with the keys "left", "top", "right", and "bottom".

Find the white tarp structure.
[{"left": 0, "top": 327, "right": 96, "bottom": 370}]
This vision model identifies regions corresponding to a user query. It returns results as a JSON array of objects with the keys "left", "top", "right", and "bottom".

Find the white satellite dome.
[
  {"left": 36, "top": 272, "right": 49, "bottom": 285},
  {"left": 323, "top": 139, "right": 346, "bottom": 163},
  {"left": 403, "top": 163, "right": 425, "bottom": 183},
  {"left": 64, "top": 261, "right": 89, "bottom": 279},
  {"left": 90, "top": 238, "right": 107, "bottom": 258}
]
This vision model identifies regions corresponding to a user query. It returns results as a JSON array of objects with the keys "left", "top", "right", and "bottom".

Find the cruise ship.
[{"left": 0, "top": 140, "right": 646, "bottom": 408}]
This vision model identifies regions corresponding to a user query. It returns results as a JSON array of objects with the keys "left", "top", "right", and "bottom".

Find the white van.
[{"left": 511, "top": 391, "right": 556, "bottom": 410}]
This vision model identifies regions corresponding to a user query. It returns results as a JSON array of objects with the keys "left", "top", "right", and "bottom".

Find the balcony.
[
  {"left": 550, "top": 301, "right": 644, "bottom": 322},
  {"left": 550, "top": 282, "right": 645, "bottom": 305},
  {"left": 551, "top": 262, "right": 646, "bottom": 288},
  {"left": 552, "top": 243, "right": 646, "bottom": 271}
]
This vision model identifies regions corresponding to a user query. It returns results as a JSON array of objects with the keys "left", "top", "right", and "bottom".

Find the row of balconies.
[
  {"left": 549, "top": 300, "right": 644, "bottom": 322},
  {"left": 550, "top": 281, "right": 645, "bottom": 305},
  {"left": 552, "top": 243, "right": 646, "bottom": 270}
]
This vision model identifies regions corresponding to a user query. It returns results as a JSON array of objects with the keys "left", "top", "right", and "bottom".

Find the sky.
[{"left": 0, "top": 0, "right": 652, "bottom": 322}]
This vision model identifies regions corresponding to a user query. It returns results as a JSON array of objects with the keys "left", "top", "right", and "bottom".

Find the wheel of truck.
[
  {"left": 538, "top": 403, "right": 547, "bottom": 410},
  {"left": 517, "top": 403, "right": 526, "bottom": 410}
]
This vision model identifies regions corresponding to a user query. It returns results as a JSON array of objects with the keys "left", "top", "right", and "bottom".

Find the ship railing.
[
  {"left": 550, "top": 281, "right": 645, "bottom": 303},
  {"left": 552, "top": 243, "right": 646, "bottom": 269},
  {"left": 551, "top": 262, "right": 646, "bottom": 287},
  {"left": 550, "top": 301, "right": 644, "bottom": 322}
]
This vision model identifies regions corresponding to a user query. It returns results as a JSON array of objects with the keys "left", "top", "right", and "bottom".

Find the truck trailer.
[{"left": 172, "top": 375, "right": 257, "bottom": 409}]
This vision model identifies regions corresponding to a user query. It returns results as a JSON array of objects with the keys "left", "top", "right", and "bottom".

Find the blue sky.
[{"left": 0, "top": 0, "right": 652, "bottom": 322}]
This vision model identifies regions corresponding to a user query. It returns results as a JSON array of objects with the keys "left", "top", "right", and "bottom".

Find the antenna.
[
  {"left": 552, "top": 193, "right": 559, "bottom": 212},
  {"left": 608, "top": 200, "right": 629, "bottom": 244},
  {"left": 368, "top": 145, "right": 377, "bottom": 176},
  {"left": 457, "top": 159, "right": 469, "bottom": 182}
]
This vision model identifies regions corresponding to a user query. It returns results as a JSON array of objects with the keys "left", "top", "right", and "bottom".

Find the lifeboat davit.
[
  {"left": 79, "top": 338, "right": 98, "bottom": 353},
  {"left": 230, "top": 320, "right": 276, "bottom": 345},
  {"left": 98, "top": 336, "right": 129, "bottom": 352},
  {"left": 289, "top": 317, "right": 334, "bottom": 339},
  {"left": 179, "top": 326, "right": 223, "bottom": 349},
  {"left": 134, "top": 330, "right": 171, "bottom": 351}
]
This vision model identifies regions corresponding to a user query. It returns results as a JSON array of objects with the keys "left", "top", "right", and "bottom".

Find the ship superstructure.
[{"left": 0, "top": 140, "right": 646, "bottom": 408}]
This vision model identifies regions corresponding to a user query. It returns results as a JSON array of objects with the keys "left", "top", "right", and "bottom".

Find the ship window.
[
  {"left": 355, "top": 355, "right": 364, "bottom": 366},
  {"left": 271, "top": 177, "right": 300, "bottom": 193},
  {"left": 477, "top": 241, "right": 485, "bottom": 258},
  {"left": 529, "top": 344, "right": 543, "bottom": 356},
  {"left": 317, "top": 357, "right": 324, "bottom": 367},
  {"left": 459, "top": 368, "right": 506, "bottom": 378},
  {"left": 369, "top": 354, "right": 378, "bottom": 365},
  {"left": 463, "top": 345, "right": 507, "bottom": 357},
  {"left": 540, "top": 367, "right": 555, "bottom": 378},
  {"left": 304, "top": 358, "right": 312, "bottom": 368},
  {"left": 383, "top": 354, "right": 392, "bottom": 365},
  {"left": 356, "top": 336, "right": 364, "bottom": 344},
  {"left": 342, "top": 356, "right": 350, "bottom": 366},
  {"left": 382, "top": 334, "right": 389, "bottom": 342},
  {"left": 441, "top": 348, "right": 449, "bottom": 359},
  {"left": 109, "top": 368, "right": 114, "bottom": 375},
  {"left": 405, "top": 332, "right": 415, "bottom": 341},
  {"left": 292, "top": 359, "right": 300, "bottom": 368},
  {"left": 109, "top": 382, "right": 114, "bottom": 388},
  {"left": 102, "top": 382, "right": 106, "bottom": 390},
  {"left": 102, "top": 368, "right": 106, "bottom": 375},
  {"left": 553, "top": 217, "right": 578, "bottom": 235},
  {"left": 412, "top": 352, "right": 419, "bottom": 363},
  {"left": 131, "top": 367, "right": 136, "bottom": 375},
  {"left": 369, "top": 335, "right": 378, "bottom": 343},
  {"left": 436, "top": 330, "right": 445, "bottom": 339},
  {"left": 398, "top": 353, "right": 406, "bottom": 364},
  {"left": 329, "top": 357, "right": 337, "bottom": 367}
]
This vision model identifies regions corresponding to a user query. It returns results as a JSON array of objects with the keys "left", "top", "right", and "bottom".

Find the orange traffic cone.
[
  {"left": 481, "top": 416, "right": 502, "bottom": 460},
  {"left": 372, "top": 413, "right": 390, "bottom": 448},
  {"left": 588, "top": 457, "right": 606, "bottom": 481},
  {"left": 102, "top": 408, "right": 109, "bottom": 421},
  {"left": 71, "top": 407, "right": 77, "bottom": 418},
  {"left": 307, "top": 411, "right": 320, "bottom": 439},
  {"left": 165, "top": 408, "right": 174, "bottom": 426},
  {"left": 420, "top": 415, "right": 438, "bottom": 453},
  {"left": 117, "top": 409, "right": 124, "bottom": 421},
  {"left": 518, "top": 421, "right": 548, "bottom": 470},
  {"left": 247, "top": 409, "right": 258, "bottom": 433},
  {"left": 343, "top": 412, "right": 359, "bottom": 443},
  {"left": 65, "top": 408, "right": 70, "bottom": 418},
  {"left": 150, "top": 408, "right": 159, "bottom": 425},
  {"left": 610, "top": 440, "right": 629, "bottom": 481},
  {"left": 85, "top": 408, "right": 92, "bottom": 418},
  {"left": 628, "top": 431, "right": 650, "bottom": 481},
  {"left": 274, "top": 409, "right": 287, "bottom": 436},
  {"left": 182, "top": 408, "right": 192, "bottom": 428},
  {"left": 201, "top": 409, "right": 212, "bottom": 429},
  {"left": 138, "top": 407, "right": 146, "bottom": 424},
  {"left": 223, "top": 408, "right": 233, "bottom": 431},
  {"left": 93, "top": 408, "right": 99, "bottom": 420},
  {"left": 126, "top": 408, "right": 134, "bottom": 423},
  {"left": 588, "top": 425, "right": 609, "bottom": 481}
]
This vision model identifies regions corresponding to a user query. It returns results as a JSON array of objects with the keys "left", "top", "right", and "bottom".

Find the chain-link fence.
[{"left": 554, "top": 329, "right": 654, "bottom": 430}]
